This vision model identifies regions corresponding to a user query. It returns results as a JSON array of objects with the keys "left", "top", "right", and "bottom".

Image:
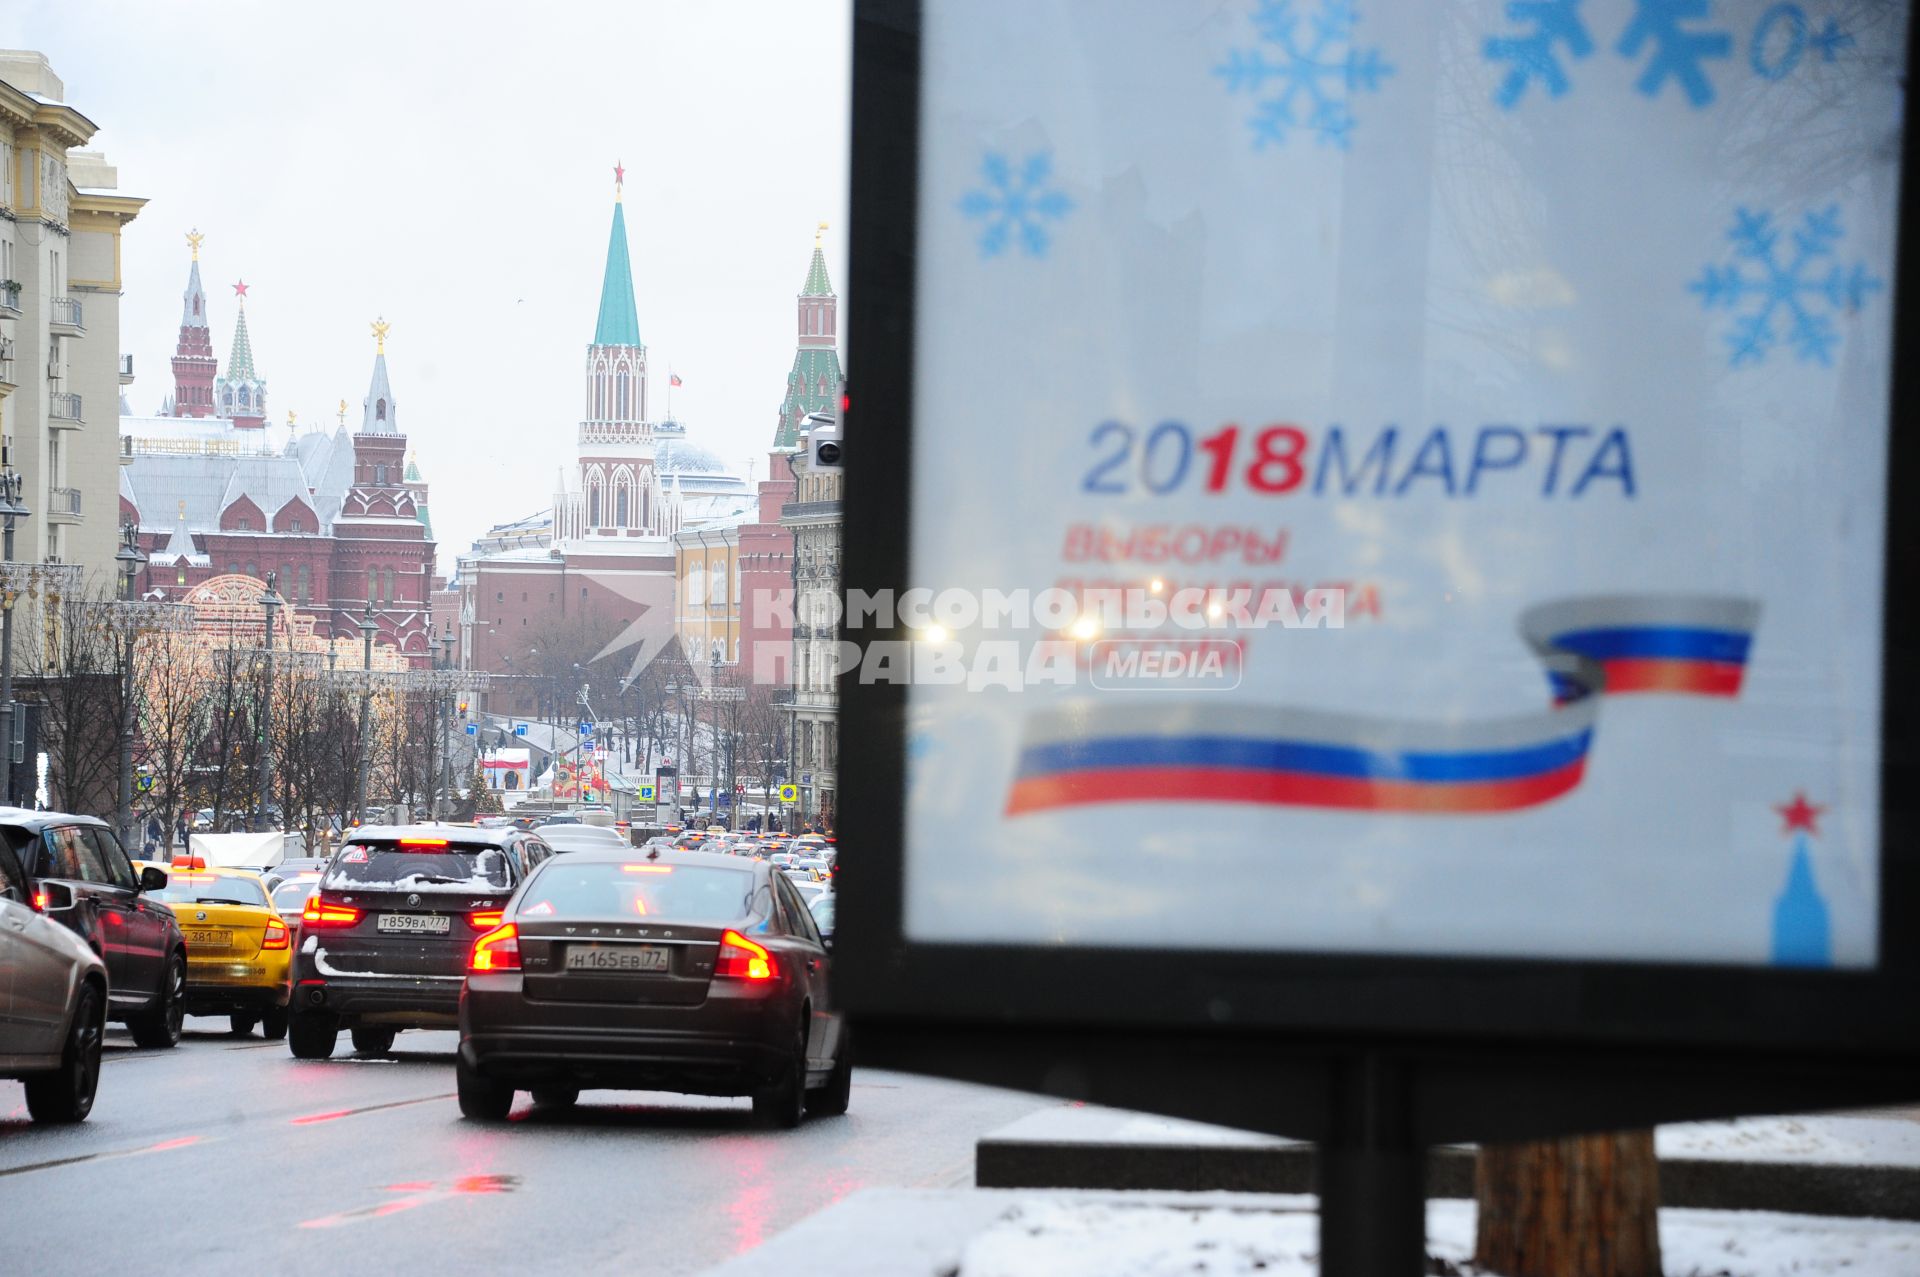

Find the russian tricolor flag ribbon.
[{"left": 1005, "top": 595, "right": 1760, "bottom": 817}]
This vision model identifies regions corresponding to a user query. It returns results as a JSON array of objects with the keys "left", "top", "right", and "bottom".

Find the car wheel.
[
  {"left": 752, "top": 1020, "right": 808, "bottom": 1130},
  {"left": 128, "top": 952, "right": 185, "bottom": 1049},
  {"left": 261, "top": 1005, "right": 289, "bottom": 1041},
  {"left": 531, "top": 1086, "right": 579, "bottom": 1108},
  {"left": 351, "top": 1026, "right": 397, "bottom": 1056},
  {"left": 288, "top": 1011, "right": 338, "bottom": 1060},
  {"left": 24, "top": 981, "right": 104, "bottom": 1124},
  {"left": 807, "top": 1028, "right": 852, "bottom": 1117},
  {"left": 457, "top": 1057, "right": 514, "bottom": 1121},
  {"left": 230, "top": 1012, "right": 258, "bottom": 1037}
]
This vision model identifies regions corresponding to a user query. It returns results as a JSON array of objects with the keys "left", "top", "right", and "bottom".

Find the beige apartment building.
[{"left": 0, "top": 51, "right": 143, "bottom": 584}]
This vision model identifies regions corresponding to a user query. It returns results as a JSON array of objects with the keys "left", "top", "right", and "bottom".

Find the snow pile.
[
  {"left": 1660, "top": 1114, "right": 1920, "bottom": 1166},
  {"left": 948, "top": 1196, "right": 1920, "bottom": 1277}
]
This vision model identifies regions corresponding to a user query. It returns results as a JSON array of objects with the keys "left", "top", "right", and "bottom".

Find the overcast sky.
[{"left": 2, "top": 0, "right": 852, "bottom": 573}]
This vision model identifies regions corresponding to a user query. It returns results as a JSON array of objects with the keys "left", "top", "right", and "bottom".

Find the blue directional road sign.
[
  {"left": 465, "top": 724, "right": 478, "bottom": 736},
  {"left": 637, "top": 783, "right": 656, "bottom": 802},
  {"left": 579, "top": 722, "right": 593, "bottom": 736},
  {"left": 514, "top": 724, "right": 528, "bottom": 737}
]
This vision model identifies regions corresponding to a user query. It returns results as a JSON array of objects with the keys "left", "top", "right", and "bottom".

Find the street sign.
[
  {"left": 778, "top": 784, "right": 798, "bottom": 805},
  {"left": 514, "top": 724, "right": 527, "bottom": 737},
  {"left": 637, "top": 783, "right": 656, "bottom": 802},
  {"left": 840, "top": 4, "right": 1920, "bottom": 1265},
  {"left": 578, "top": 721, "right": 593, "bottom": 736},
  {"left": 464, "top": 724, "right": 477, "bottom": 736},
  {"left": 135, "top": 775, "right": 154, "bottom": 793},
  {"left": 800, "top": 772, "right": 812, "bottom": 785}
]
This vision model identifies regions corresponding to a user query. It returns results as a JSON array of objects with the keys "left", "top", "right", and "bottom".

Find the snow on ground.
[
  {"left": 952, "top": 1194, "right": 1920, "bottom": 1277},
  {"left": 1657, "top": 1113, "right": 1920, "bottom": 1166}
]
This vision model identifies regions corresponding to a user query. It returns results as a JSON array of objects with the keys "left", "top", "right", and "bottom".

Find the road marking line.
[
  {"left": 0, "top": 1133, "right": 211, "bottom": 1178},
  {"left": 290, "top": 1093, "right": 452, "bottom": 1126}
]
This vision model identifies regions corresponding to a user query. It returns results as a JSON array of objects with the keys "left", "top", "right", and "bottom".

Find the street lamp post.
[
  {"left": 353, "top": 601, "right": 375, "bottom": 825},
  {"left": 0, "top": 468, "right": 27, "bottom": 805},
  {"left": 255, "top": 573, "right": 283, "bottom": 832},
  {"left": 438, "top": 627, "right": 455, "bottom": 818},
  {"left": 114, "top": 524, "right": 148, "bottom": 849}
]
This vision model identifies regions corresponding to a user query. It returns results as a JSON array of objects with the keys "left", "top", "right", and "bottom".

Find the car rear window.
[
  {"left": 272, "top": 879, "right": 319, "bottom": 909},
  {"left": 149, "top": 871, "right": 270, "bottom": 908},
  {"left": 517, "top": 862, "right": 755, "bottom": 923},
  {"left": 326, "top": 840, "right": 512, "bottom": 891}
]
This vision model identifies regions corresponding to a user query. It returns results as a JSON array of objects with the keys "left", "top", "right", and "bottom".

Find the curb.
[{"left": 974, "top": 1139, "right": 1920, "bottom": 1221}]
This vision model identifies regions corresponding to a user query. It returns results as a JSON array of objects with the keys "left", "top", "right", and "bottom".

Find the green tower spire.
[{"left": 593, "top": 174, "right": 643, "bottom": 347}]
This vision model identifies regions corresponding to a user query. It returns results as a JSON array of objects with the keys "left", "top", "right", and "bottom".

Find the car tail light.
[
  {"left": 399, "top": 838, "right": 449, "bottom": 848},
  {"left": 716, "top": 929, "right": 776, "bottom": 981},
  {"left": 262, "top": 918, "right": 291, "bottom": 950},
  {"left": 468, "top": 910, "right": 504, "bottom": 931},
  {"left": 172, "top": 855, "right": 207, "bottom": 870},
  {"left": 302, "top": 897, "right": 363, "bottom": 929},
  {"left": 469, "top": 923, "right": 520, "bottom": 972},
  {"left": 31, "top": 890, "right": 47, "bottom": 912}
]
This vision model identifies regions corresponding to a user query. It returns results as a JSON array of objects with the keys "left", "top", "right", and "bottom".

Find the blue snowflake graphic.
[
  {"left": 1689, "top": 206, "right": 1883, "bottom": 367},
  {"left": 1485, "top": 0, "right": 1594, "bottom": 109},
  {"left": 1215, "top": 0, "right": 1393, "bottom": 150},
  {"left": 1616, "top": 0, "right": 1732, "bottom": 107},
  {"left": 958, "top": 152, "right": 1074, "bottom": 259}
]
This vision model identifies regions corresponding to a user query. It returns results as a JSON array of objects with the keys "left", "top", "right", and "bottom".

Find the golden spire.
[
  {"left": 371, "top": 317, "right": 390, "bottom": 354},
  {"left": 337, "top": 399, "right": 348, "bottom": 426},
  {"left": 186, "top": 228, "right": 204, "bottom": 260},
  {"left": 815, "top": 220, "right": 828, "bottom": 246},
  {"left": 287, "top": 409, "right": 298, "bottom": 426}
]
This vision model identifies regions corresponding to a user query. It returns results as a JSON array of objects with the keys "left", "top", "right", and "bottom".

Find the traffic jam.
[{"left": 0, "top": 813, "right": 842, "bottom": 1127}]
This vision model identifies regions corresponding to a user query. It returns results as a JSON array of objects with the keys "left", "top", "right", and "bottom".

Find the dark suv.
[
  {"left": 0, "top": 809, "right": 187, "bottom": 1048},
  {"left": 288, "top": 824, "right": 552, "bottom": 1059}
]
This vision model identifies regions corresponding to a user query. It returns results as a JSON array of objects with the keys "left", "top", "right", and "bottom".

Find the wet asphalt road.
[{"left": 0, "top": 1016, "right": 1055, "bottom": 1276}]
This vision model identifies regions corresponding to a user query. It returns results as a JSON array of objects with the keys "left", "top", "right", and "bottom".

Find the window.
[
  {"left": 370, "top": 569, "right": 380, "bottom": 604},
  {"left": 245, "top": 561, "right": 258, "bottom": 579},
  {"left": 375, "top": 463, "right": 388, "bottom": 485},
  {"left": 236, "top": 517, "right": 250, "bottom": 531},
  {"left": 385, "top": 569, "right": 396, "bottom": 603},
  {"left": 496, "top": 591, "right": 504, "bottom": 603},
  {"left": 290, "top": 517, "right": 302, "bottom": 533},
  {"left": 298, "top": 563, "right": 310, "bottom": 603},
  {"left": 581, "top": 587, "right": 588, "bottom": 599},
  {"left": 228, "top": 562, "right": 241, "bottom": 575},
  {"left": 588, "top": 486, "right": 602, "bottom": 526},
  {"left": 376, "top": 398, "right": 387, "bottom": 422},
  {"left": 616, "top": 487, "right": 629, "bottom": 526}
]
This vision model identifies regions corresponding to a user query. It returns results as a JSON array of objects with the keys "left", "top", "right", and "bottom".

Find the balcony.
[
  {"left": 780, "top": 499, "right": 843, "bottom": 525},
  {"left": 0, "top": 336, "right": 13, "bottom": 393},
  {"left": 118, "top": 353, "right": 134, "bottom": 385},
  {"left": 0, "top": 282, "right": 18, "bottom": 318},
  {"left": 46, "top": 486, "right": 81, "bottom": 525},
  {"left": 48, "top": 391, "right": 82, "bottom": 427},
  {"left": 49, "top": 296, "right": 84, "bottom": 335}
]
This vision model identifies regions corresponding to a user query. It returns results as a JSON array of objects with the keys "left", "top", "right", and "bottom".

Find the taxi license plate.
[
  {"left": 185, "top": 929, "right": 232, "bottom": 948},
  {"left": 377, "top": 913, "right": 451, "bottom": 935},
  {"left": 565, "top": 945, "right": 669, "bottom": 973}
]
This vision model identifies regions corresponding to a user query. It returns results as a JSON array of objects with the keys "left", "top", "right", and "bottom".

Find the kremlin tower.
[{"left": 168, "top": 229, "right": 217, "bottom": 416}]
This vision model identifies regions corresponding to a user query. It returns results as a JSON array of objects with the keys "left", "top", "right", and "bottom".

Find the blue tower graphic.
[{"left": 1770, "top": 832, "right": 1831, "bottom": 968}]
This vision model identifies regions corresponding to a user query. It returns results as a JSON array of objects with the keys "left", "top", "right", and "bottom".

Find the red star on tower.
[
  {"left": 232, "top": 280, "right": 249, "bottom": 299},
  {"left": 613, "top": 160, "right": 625, "bottom": 187},
  {"left": 1775, "top": 791, "right": 1824, "bottom": 835}
]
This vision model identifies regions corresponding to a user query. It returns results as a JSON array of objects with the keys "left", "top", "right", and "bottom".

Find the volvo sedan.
[{"left": 457, "top": 848, "right": 849, "bottom": 1127}]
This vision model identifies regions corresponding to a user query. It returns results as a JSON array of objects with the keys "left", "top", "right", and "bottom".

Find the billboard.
[{"left": 893, "top": 0, "right": 1906, "bottom": 971}]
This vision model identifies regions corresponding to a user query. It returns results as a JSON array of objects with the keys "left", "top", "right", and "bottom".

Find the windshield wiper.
[
  {"left": 397, "top": 872, "right": 467, "bottom": 885},
  {"left": 192, "top": 897, "right": 253, "bottom": 907}
]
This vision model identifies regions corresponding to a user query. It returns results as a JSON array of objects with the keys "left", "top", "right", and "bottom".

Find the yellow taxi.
[{"left": 141, "top": 858, "right": 292, "bottom": 1038}]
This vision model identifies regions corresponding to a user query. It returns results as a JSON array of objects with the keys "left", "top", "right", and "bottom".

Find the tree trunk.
[{"left": 1474, "top": 1130, "right": 1661, "bottom": 1277}]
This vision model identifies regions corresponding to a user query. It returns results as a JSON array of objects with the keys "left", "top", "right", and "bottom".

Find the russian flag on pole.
[
  {"left": 1006, "top": 595, "right": 1760, "bottom": 817},
  {"left": 670, "top": 373, "right": 684, "bottom": 387}
]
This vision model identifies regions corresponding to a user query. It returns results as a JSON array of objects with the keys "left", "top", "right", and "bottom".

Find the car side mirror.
[
  {"left": 821, "top": 933, "right": 834, "bottom": 952},
  {"left": 138, "top": 865, "right": 169, "bottom": 892}
]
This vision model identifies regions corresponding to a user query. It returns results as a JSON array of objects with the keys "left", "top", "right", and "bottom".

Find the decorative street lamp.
[
  {"left": 0, "top": 467, "right": 27, "bottom": 806},
  {"left": 255, "top": 572, "right": 284, "bottom": 832},
  {"left": 114, "top": 523, "right": 148, "bottom": 848},
  {"left": 437, "top": 625, "right": 456, "bottom": 818},
  {"left": 353, "top": 600, "right": 376, "bottom": 826}
]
